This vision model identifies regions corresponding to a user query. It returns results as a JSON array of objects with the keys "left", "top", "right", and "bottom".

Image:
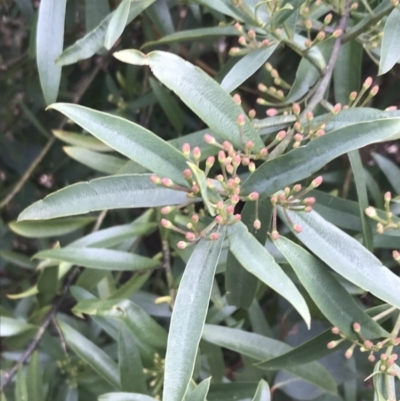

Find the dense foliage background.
[{"left": 0, "top": 0, "right": 400, "bottom": 400}]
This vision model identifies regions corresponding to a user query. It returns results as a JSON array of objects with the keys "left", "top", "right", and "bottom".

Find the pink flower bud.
[
  {"left": 327, "top": 341, "right": 337, "bottom": 349},
  {"left": 204, "top": 134, "right": 216, "bottom": 144},
  {"left": 161, "top": 206, "right": 174, "bottom": 215},
  {"left": 161, "top": 178, "right": 174, "bottom": 187},
  {"left": 229, "top": 47, "right": 240, "bottom": 56},
  {"left": 232, "top": 155, "right": 241, "bottom": 167},
  {"left": 216, "top": 174, "right": 224, "bottom": 182},
  {"left": 161, "top": 219, "right": 172, "bottom": 228},
  {"left": 293, "top": 184, "right": 302, "bottom": 192},
  {"left": 206, "top": 156, "right": 215, "bottom": 167},
  {"left": 177, "top": 241, "right": 187, "bottom": 249},
  {"left": 253, "top": 219, "right": 261, "bottom": 230},
  {"left": 393, "top": 250, "right": 400, "bottom": 261},
  {"left": 304, "top": 197, "right": 316, "bottom": 206},
  {"left": 293, "top": 142, "right": 301, "bottom": 149},
  {"left": 192, "top": 146, "right": 201, "bottom": 159},
  {"left": 305, "top": 19, "right": 312, "bottom": 29},
  {"left": 185, "top": 232, "right": 196, "bottom": 241},
  {"left": 332, "top": 29, "right": 343, "bottom": 38},
  {"left": 238, "top": 36, "right": 246, "bottom": 46},
  {"left": 260, "top": 147, "right": 268, "bottom": 156},
  {"left": 233, "top": 214, "right": 241, "bottom": 222},
  {"left": 363, "top": 77, "right": 373, "bottom": 89},
  {"left": 384, "top": 191, "right": 392, "bottom": 202},
  {"left": 292, "top": 103, "right": 301, "bottom": 115},
  {"left": 271, "top": 230, "right": 280, "bottom": 240},
  {"left": 234, "top": 22, "right": 242, "bottom": 32},
  {"left": 248, "top": 192, "right": 259, "bottom": 201},
  {"left": 316, "top": 129, "right": 325, "bottom": 137},
  {"left": 351, "top": 2, "right": 358, "bottom": 9},
  {"left": 331, "top": 327, "right": 340, "bottom": 334},
  {"left": 258, "top": 83, "right": 267, "bottom": 92},
  {"left": 265, "top": 62, "right": 273, "bottom": 72},
  {"left": 191, "top": 184, "right": 200, "bottom": 193},
  {"left": 304, "top": 206, "right": 313, "bottom": 213},
  {"left": 210, "top": 232, "right": 220, "bottom": 241},
  {"left": 306, "top": 111, "right": 313, "bottom": 120},
  {"left": 353, "top": 322, "right": 361, "bottom": 333},
  {"left": 233, "top": 94, "right": 241, "bottom": 104},
  {"left": 223, "top": 141, "right": 233, "bottom": 152},
  {"left": 249, "top": 162, "right": 256, "bottom": 173},
  {"left": 316, "top": 31, "right": 325, "bottom": 41},
  {"left": 345, "top": 349, "right": 353, "bottom": 359},
  {"left": 332, "top": 103, "right": 342, "bottom": 114},
  {"left": 324, "top": 13, "right": 332, "bottom": 24},
  {"left": 381, "top": 354, "right": 388, "bottom": 361},
  {"left": 218, "top": 150, "right": 226, "bottom": 163},
  {"left": 150, "top": 175, "right": 161, "bottom": 184},
  {"left": 246, "top": 140, "right": 254, "bottom": 150},
  {"left": 226, "top": 163, "right": 234, "bottom": 174},
  {"left": 391, "top": 354, "right": 398, "bottom": 361},
  {"left": 349, "top": 91, "right": 357, "bottom": 101},
  {"left": 262, "top": 39, "right": 270, "bottom": 46},
  {"left": 294, "top": 133, "right": 303, "bottom": 142},
  {"left": 183, "top": 169, "right": 192, "bottom": 179},
  {"left": 370, "top": 85, "right": 379, "bottom": 96},
  {"left": 276, "top": 130, "right": 286, "bottom": 141},
  {"left": 248, "top": 109, "right": 256, "bottom": 119},
  {"left": 294, "top": 122, "right": 302, "bottom": 131},
  {"left": 293, "top": 224, "right": 302, "bottom": 233},
  {"left": 368, "top": 354, "right": 376, "bottom": 362},
  {"left": 215, "top": 215, "right": 224, "bottom": 224},
  {"left": 226, "top": 205, "right": 235, "bottom": 215},
  {"left": 365, "top": 207, "right": 376, "bottom": 217},
  {"left": 266, "top": 108, "right": 278, "bottom": 117},
  {"left": 385, "top": 105, "right": 397, "bottom": 111},
  {"left": 182, "top": 143, "right": 191, "bottom": 155},
  {"left": 364, "top": 340, "right": 373, "bottom": 349},
  {"left": 311, "top": 176, "right": 323, "bottom": 188},
  {"left": 237, "top": 114, "right": 246, "bottom": 126},
  {"left": 191, "top": 214, "right": 199, "bottom": 223},
  {"left": 304, "top": 39, "right": 312, "bottom": 48}
]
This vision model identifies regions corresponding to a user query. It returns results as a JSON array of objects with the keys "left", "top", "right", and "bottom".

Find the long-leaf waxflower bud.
[
  {"left": 248, "top": 109, "right": 256, "bottom": 119},
  {"left": 226, "top": 163, "right": 234, "bottom": 175},
  {"left": 276, "top": 130, "right": 287, "bottom": 141},
  {"left": 292, "top": 103, "right": 301, "bottom": 115},
  {"left": 218, "top": 150, "right": 226, "bottom": 164},
  {"left": 332, "top": 103, "right": 342, "bottom": 114},
  {"left": 229, "top": 47, "right": 241, "bottom": 56},
  {"left": 185, "top": 232, "right": 196, "bottom": 241},
  {"left": 206, "top": 156, "right": 215, "bottom": 168},
  {"left": 247, "top": 29, "right": 256, "bottom": 39},
  {"left": 192, "top": 146, "right": 201, "bottom": 161},
  {"left": 161, "top": 219, "right": 173, "bottom": 229},
  {"left": 365, "top": 206, "right": 377, "bottom": 217},
  {"left": 310, "top": 176, "right": 323, "bottom": 188},
  {"left": 234, "top": 214, "right": 242, "bottom": 222},
  {"left": 248, "top": 192, "right": 260, "bottom": 201},
  {"left": 249, "top": 162, "right": 256, "bottom": 172},
  {"left": 254, "top": 219, "right": 261, "bottom": 230},
  {"left": 393, "top": 250, "right": 400, "bottom": 262},
  {"left": 316, "top": 31, "right": 325, "bottom": 41},
  {"left": 161, "top": 178, "right": 174, "bottom": 188},
  {"left": 324, "top": 13, "right": 332, "bottom": 24},
  {"left": 161, "top": 206, "right": 174, "bottom": 215},
  {"left": 363, "top": 77, "right": 373, "bottom": 89},
  {"left": 293, "top": 224, "right": 302, "bottom": 233},
  {"left": 223, "top": 141, "right": 234, "bottom": 152},
  {"left": 266, "top": 108, "right": 278, "bottom": 117},
  {"left": 353, "top": 322, "right": 361, "bottom": 333},
  {"left": 177, "top": 241, "right": 187, "bottom": 249},
  {"left": 233, "top": 94, "right": 242, "bottom": 105},
  {"left": 191, "top": 214, "right": 199, "bottom": 223},
  {"left": 238, "top": 36, "right": 246, "bottom": 46},
  {"left": 332, "top": 29, "right": 342, "bottom": 38},
  {"left": 271, "top": 230, "right": 280, "bottom": 240},
  {"left": 182, "top": 143, "right": 191, "bottom": 156},
  {"left": 210, "top": 232, "right": 220, "bottom": 241},
  {"left": 237, "top": 114, "right": 246, "bottom": 126},
  {"left": 150, "top": 175, "right": 161, "bottom": 185},
  {"left": 204, "top": 134, "right": 216, "bottom": 144},
  {"left": 265, "top": 62, "right": 273, "bottom": 72},
  {"left": 234, "top": 22, "right": 243, "bottom": 32},
  {"left": 183, "top": 169, "right": 192, "bottom": 180}
]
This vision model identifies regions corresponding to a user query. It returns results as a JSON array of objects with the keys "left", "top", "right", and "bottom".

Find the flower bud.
[
  {"left": 177, "top": 241, "right": 187, "bottom": 249},
  {"left": 393, "top": 250, "right": 400, "bottom": 262},
  {"left": 210, "top": 232, "right": 220, "bottom": 241},
  {"left": 293, "top": 224, "right": 302, "bottom": 233},
  {"left": 363, "top": 77, "right": 373, "bottom": 89},
  {"left": 206, "top": 156, "right": 215, "bottom": 168},
  {"left": 316, "top": 31, "right": 325, "bottom": 41},
  {"left": 161, "top": 219, "right": 172, "bottom": 228},
  {"left": 304, "top": 38, "right": 312, "bottom": 48},
  {"left": 191, "top": 214, "right": 199, "bottom": 223},
  {"left": 182, "top": 143, "right": 191, "bottom": 156},
  {"left": 192, "top": 146, "right": 201, "bottom": 160},
  {"left": 191, "top": 184, "right": 200, "bottom": 193},
  {"left": 331, "top": 327, "right": 340, "bottom": 334},
  {"left": 293, "top": 184, "right": 302, "bottom": 192},
  {"left": 370, "top": 85, "right": 379, "bottom": 96},
  {"left": 377, "top": 223, "right": 384, "bottom": 234},
  {"left": 248, "top": 192, "right": 260, "bottom": 201},
  {"left": 292, "top": 103, "right": 301, "bottom": 115},
  {"left": 204, "top": 134, "right": 216, "bottom": 144},
  {"left": 262, "top": 39, "right": 270, "bottom": 46},
  {"left": 304, "top": 197, "right": 316, "bottom": 206},
  {"left": 161, "top": 178, "right": 174, "bottom": 187},
  {"left": 233, "top": 94, "right": 241, "bottom": 104},
  {"left": 385, "top": 105, "right": 397, "bottom": 111},
  {"left": 270, "top": 69, "right": 279, "bottom": 79},
  {"left": 351, "top": 2, "right": 359, "bottom": 9},
  {"left": 305, "top": 19, "right": 312, "bottom": 29},
  {"left": 266, "top": 108, "right": 278, "bottom": 117},
  {"left": 215, "top": 215, "right": 224, "bottom": 224},
  {"left": 265, "top": 62, "right": 273, "bottom": 72},
  {"left": 248, "top": 109, "right": 256, "bottom": 119},
  {"left": 327, "top": 341, "right": 338, "bottom": 349},
  {"left": 271, "top": 230, "right": 280, "bottom": 240},
  {"left": 294, "top": 133, "right": 303, "bottom": 142},
  {"left": 150, "top": 175, "right": 161, "bottom": 184},
  {"left": 183, "top": 169, "right": 192, "bottom": 180},
  {"left": 365, "top": 206, "right": 377, "bottom": 217},
  {"left": 353, "top": 322, "right": 361, "bottom": 333},
  {"left": 384, "top": 191, "right": 392, "bottom": 202},
  {"left": 316, "top": 129, "right": 325, "bottom": 137},
  {"left": 276, "top": 130, "right": 286, "bottom": 141},
  {"left": 185, "top": 232, "right": 196, "bottom": 241},
  {"left": 324, "top": 13, "right": 332, "bottom": 24},
  {"left": 218, "top": 150, "right": 226, "bottom": 163},
  {"left": 306, "top": 111, "right": 313, "bottom": 121},
  {"left": 345, "top": 348, "right": 353, "bottom": 359},
  {"left": 381, "top": 354, "right": 388, "bottom": 361},
  {"left": 248, "top": 29, "right": 256, "bottom": 39},
  {"left": 161, "top": 206, "right": 174, "bottom": 215},
  {"left": 364, "top": 340, "right": 373, "bottom": 349},
  {"left": 254, "top": 219, "right": 261, "bottom": 230},
  {"left": 237, "top": 114, "right": 246, "bottom": 127},
  {"left": 368, "top": 354, "right": 376, "bottom": 363},
  {"left": 229, "top": 47, "right": 241, "bottom": 56},
  {"left": 226, "top": 163, "right": 234, "bottom": 174},
  {"left": 311, "top": 176, "right": 323, "bottom": 188},
  {"left": 249, "top": 162, "right": 256, "bottom": 172},
  {"left": 332, "top": 29, "right": 343, "bottom": 38},
  {"left": 234, "top": 22, "right": 242, "bottom": 32},
  {"left": 234, "top": 214, "right": 242, "bottom": 222},
  {"left": 238, "top": 36, "right": 246, "bottom": 46},
  {"left": 332, "top": 103, "right": 342, "bottom": 114},
  {"left": 349, "top": 91, "right": 357, "bottom": 102},
  {"left": 260, "top": 147, "right": 268, "bottom": 156}
]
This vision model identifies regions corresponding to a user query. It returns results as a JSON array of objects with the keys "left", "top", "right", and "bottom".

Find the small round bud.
[
  {"left": 226, "top": 163, "right": 234, "bottom": 174},
  {"left": 324, "top": 13, "right": 332, "bottom": 24},
  {"left": 248, "top": 192, "right": 259, "bottom": 201},
  {"left": 191, "top": 184, "right": 200, "bottom": 193},
  {"left": 246, "top": 140, "right": 254, "bottom": 150},
  {"left": 271, "top": 230, "right": 280, "bottom": 240},
  {"left": 234, "top": 22, "right": 242, "bottom": 32},
  {"left": 332, "top": 103, "right": 342, "bottom": 114},
  {"left": 370, "top": 85, "right": 379, "bottom": 96},
  {"left": 293, "top": 184, "right": 302, "bottom": 192},
  {"left": 182, "top": 143, "right": 191, "bottom": 156},
  {"left": 192, "top": 146, "right": 201, "bottom": 160},
  {"left": 384, "top": 191, "right": 392, "bottom": 202},
  {"left": 351, "top": 2, "right": 359, "bottom": 9},
  {"left": 185, "top": 232, "right": 196, "bottom": 241},
  {"left": 161, "top": 219, "right": 172, "bottom": 228},
  {"left": 393, "top": 250, "right": 400, "bottom": 261},
  {"left": 294, "top": 133, "right": 303, "bottom": 142},
  {"left": 248, "top": 109, "right": 256, "bottom": 119},
  {"left": 161, "top": 178, "right": 174, "bottom": 187},
  {"left": 232, "top": 194, "right": 240, "bottom": 204},
  {"left": 292, "top": 103, "right": 301, "bottom": 115},
  {"left": 311, "top": 176, "right": 323, "bottom": 188},
  {"left": 233, "top": 94, "right": 241, "bottom": 104},
  {"left": 216, "top": 174, "right": 224, "bottom": 182},
  {"left": 316, "top": 129, "right": 325, "bottom": 137},
  {"left": 293, "top": 224, "right": 302, "bottom": 233},
  {"left": 304, "top": 39, "right": 312, "bottom": 48},
  {"left": 183, "top": 169, "right": 192, "bottom": 179},
  {"left": 191, "top": 214, "right": 199, "bottom": 223},
  {"left": 206, "top": 156, "right": 215, "bottom": 167},
  {"left": 150, "top": 175, "right": 161, "bottom": 184},
  {"left": 229, "top": 47, "right": 241, "bottom": 56},
  {"left": 260, "top": 147, "right": 268, "bottom": 156},
  {"left": 364, "top": 340, "right": 373, "bottom": 349},
  {"left": 306, "top": 111, "right": 313, "bottom": 121},
  {"left": 248, "top": 29, "right": 256, "bottom": 39},
  {"left": 345, "top": 349, "right": 353, "bottom": 359},
  {"left": 249, "top": 162, "right": 256, "bottom": 172},
  {"left": 327, "top": 341, "right": 337, "bottom": 349},
  {"left": 368, "top": 354, "right": 376, "bottom": 363},
  {"left": 265, "top": 62, "right": 273, "bottom": 72},
  {"left": 385, "top": 105, "right": 397, "bottom": 111},
  {"left": 363, "top": 77, "right": 373, "bottom": 89},
  {"left": 293, "top": 141, "right": 301, "bottom": 149},
  {"left": 238, "top": 36, "right": 246, "bottom": 46},
  {"left": 215, "top": 215, "right": 224, "bottom": 224},
  {"left": 381, "top": 354, "right": 388, "bottom": 361},
  {"left": 232, "top": 155, "right": 241, "bottom": 167},
  {"left": 262, "top": 39, "right": 270, "bottom": 46},
  {"left": 161, "top": 206, "right": 174, "bottom": 215},
  {"left": 276, "top": 130, "right": 286, "bottom": 141},
  {"left": 353, "top": 322, "right": 361, "bottom": 333},
  {"left": 258, "top": 83, "right": 267, "bottom": 92},
  {"left": 332, "top": 29, "right": 343, "bottom": 38},
  {"left": 223, "top": 141, "right": 234, "bottom": 152},
  {"left": 254, "top": 219, "right": 261, "bottom": 230},
  {"left": 391, "top": 354, "right": 398, "bottom": 361},
  {"left": 365, "top": 206, "right": 377, "bottom": 217},
  {"left": 204, "top": 134, "right": 216, "bottom": 144},
  {"left": 270, "top": 69, "right": 279, "bottom": 79},
  {"left": 331, "top": 327, "right": 340, "bottom": 334},
  {"left": 177, "top": 241, "right": 187, "bottom": 249},
  {"left": 210, "top": 232, "right": 220, "bottom": 241},
  {"left": 305, "top": 19, "right": 312, "bottom": 29},
  {"left": 266, "top": 108, "right": 278, "bottom": 117},
  {"left": 349, "top": 91, "right": 357, "bottom": 101},
  {"left": 218, "top": 150, "right": 226, "bottom": 163},
  {"left": 316, "top": 31, "right": 325, "bottom": 41},
  {"left": 294, "top": 122, "right": 302, "bottom": 131}
]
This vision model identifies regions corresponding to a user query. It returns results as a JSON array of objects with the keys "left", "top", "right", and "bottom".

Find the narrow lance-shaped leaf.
[
  {"left": 18, "top": 174, "right": 190, "bottom": 221},
  {"left": 163, "top": 230, "right": 225, "bottom": 401},
  {"left": 242, "top": 118, "right": 400, "bottom": 196},
  {"left": 104, "top": 0, "right": 130, "bottom": 50},
  {"left": 202, "top": 325, "right": 337, "bottom": 394},
  {"left": 228, "top": 222, "right": 311, "bottom": 327},
  {"left": 279, "top": 209, "right": 400, "bottom": 310},
  {"left": 113, "top": 50, "right": 264, "bottom": 151},
  {"left": 48, "top": 104, "right": 189, "bottom": 187},
  {"left": 185, "top": 377, "right": 212, "bottom": 401},
  {"left": 36, "top": 0, "right": 67, "bottom": 104},
  {"left": 379, "top": 8, "right": 400, "bottom": 75},
  {"left": 99, "top": 394, "right": 158, "bottom": 401},
  {"left": 52, "top": 129, "right": 113, "bottom": 152},
  {"left": 33, "top": 248, "right": 159, "bottom": 271},
  {"left": 273, "top": 236, "right": 389, "bottom": 339},
  {"left": 27, "top": 352, "right": 44, "bottom": 401},
  {"left": 221, "top": 44, "right": 279, "bottom": 93},
  {"left": 57, "top": 319, "right": 121, "bottom": 389},
  {"left": 372, "top": 152, "right": 400, "bottom": 194},
  {"left": 252, "top": 380, "right": 271, "bottom": 401}
]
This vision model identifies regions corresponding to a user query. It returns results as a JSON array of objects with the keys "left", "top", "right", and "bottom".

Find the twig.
[
  {"left": 269, "top": 9, "right": 350, "bottom": 160},
  {"left": 161, "top": 238, "right": 176, "bottom": 307},
  {"left": 0, "top": 58, "right": 108, "bottom": 211}
]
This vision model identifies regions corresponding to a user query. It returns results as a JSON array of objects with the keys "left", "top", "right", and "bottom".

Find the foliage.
[{"left": 1, "top": 0, "right": 400, "bottom": 400}]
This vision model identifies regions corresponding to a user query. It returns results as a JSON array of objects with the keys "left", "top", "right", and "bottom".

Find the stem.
[{"left": 161, "top": 238, "right": 176, "bottom": 307}]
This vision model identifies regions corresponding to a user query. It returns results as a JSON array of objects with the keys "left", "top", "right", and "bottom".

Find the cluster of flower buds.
[
  {"left": 269, "top": 176, "right": 323, "bottom": 238},
  {"left": 300, "top": 0, "right": 323, "bottom": 17},
  {"left": 230, "top": 23, "right": 272, "bottom": 56},
  {"left": 328, "top": 322, "right": 400, "bottom": 373},
  {"left": 345, "top": 77, "right": 380, "bottom": 109},
  {"left": 143, "top": 353, "right": 165, "bottom": 398},
  {"left": 57, "top": 356, "right": 84, "bottom": 388},
  {"left": 365, "top": 192, "right": 400, "bottom": 234},
  {"left": 302, "top": 13, "right": 343, "bottom": 48}
]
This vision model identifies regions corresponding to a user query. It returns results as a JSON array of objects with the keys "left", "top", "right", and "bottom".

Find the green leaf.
[
  {"left": 48, "top": 104, "right": 189, "bottom": 187},
  {"left": 57, "top": 319, "right": 121, "bottom": 389},
  {"left": 104, "top": 0, "right": 130, "bottom": 50},
  {"left": 9, "top": 217, "right": 95, "bottom": 238},
  {"left": 0, "top": 250, "right": 35, "bottom": 269},
  {"left": 202, "top": 325, "right": 337, "bottom": 394},
  {"left": 149, "top": 78, "right": 184, "bottom": 133},
  {"left": 242, "top": 118, "right": 400, "bottom": 196},
  {"left": 113, "top": 50, "right": 264, "bottom": 151},
  {"left": 280, "top": 209, "right": 400, "bottom": 310},
  {"left": 119, "top": 324, "right": 146, "bottom": 393},
  {"left": 63, "top": 147, "right": 126, "bottom": 174},
  {"left": 348, "top": 151, "right": 374, "bottom": 251},
  {"left": 52, "top": 129, "right": 112, "bottom": 152},
  {"left": 226, "top": 198, "right": 272, "bottom": 309},
  {"left": 142, "top": 26, "right": 239, "bottom": 48},
  {"left": 84, "top": 0, "right": 110, "bottom": 31},
  {"left": 221, "top": 45, "right": 279, "bottom": 93},
  {"left": 15, "top": 367, "right": 28, "bottom": 401},
  {"left": 372, "top": 152, "right": 400, "bottom": 194},
  {"left": 57, "top": 0, "right": 156, "bottom": 66},
  {"left": 36, "top": 0, "right": 67, "bottom": 104},
  {"left": 18, "top": 174, "right": 189, "bottom": 220},
  {"left": 273, "top": 236, "right": 388, "bottom": 339},
  {"left": 379, "top": 8, "right": 400, "bottom": 75},
  {"left": 185, "top": 377, "right": 211, "bottom": 401},
  {"left": 252, "top": 380, "right": 270, "bottom": 401},
  {"left": 27, "top": 352, "right": 44, "bottom": 401},
  {"left": 0, "top": 317, "right": 35, "bottom": 337},
  {"left": 228, "top": 222, "right": 310, "bottom": 327},
  {"left": 99, "top": 394, "right": 158, "bottom": 401},
  {"left": 163, "top": 230, "right": 225, "bottom": 401},
  {"left": 33, "top": 248, "right": 159, "bottom": 271},
  {"left": 108, "top": 271, "right": 151, "bottom": 300}
]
